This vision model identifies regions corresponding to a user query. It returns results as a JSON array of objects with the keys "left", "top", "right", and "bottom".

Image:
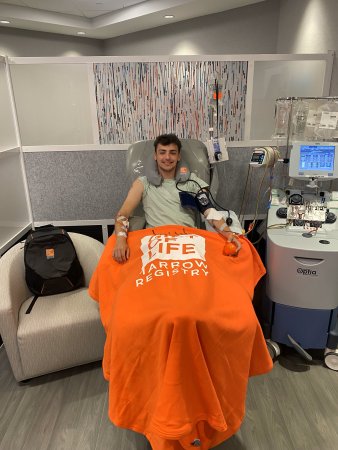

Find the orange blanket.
[{"left": 89, "top": 225, "right": 273, "bottom": 450}]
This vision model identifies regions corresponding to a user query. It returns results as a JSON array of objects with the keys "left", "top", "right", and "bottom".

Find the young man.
[{"left": 113, "top": 134, "right": 241, "bottom": 262}]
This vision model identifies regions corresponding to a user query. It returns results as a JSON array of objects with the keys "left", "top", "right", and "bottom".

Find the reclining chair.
[
  {"left": 0, "top": 232, "right": 106, "bottom": 382},
  {"left": 125, "top": 138, "right": 242, "bottom": 233}
]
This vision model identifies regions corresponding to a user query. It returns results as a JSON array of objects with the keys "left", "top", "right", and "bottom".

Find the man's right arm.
[{"left": 113, "top": 179, "right": 144, "bottom": 263}]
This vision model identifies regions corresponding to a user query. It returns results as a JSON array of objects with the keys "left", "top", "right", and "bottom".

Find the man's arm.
[
  {"left": 203, "top": 207, "right": 242, "bottom": 256},
  {"left": 113, "top": 179, "right": 144, "bottom": 263},
  {"left": 193, "top": 186, "right": 241, "bottom": 254}
]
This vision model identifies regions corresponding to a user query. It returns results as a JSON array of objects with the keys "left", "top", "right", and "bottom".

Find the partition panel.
[
  {"left": 10, "top": 64, "right": 93, "bottom": 146},
  {"left": 0, "top": 63, "right": 17, "bottom": 150},
  {"left": 0, "top": 58, "right": 32, "bottom": 256},
  {"left": 251, "top": 60, "right": 327, "bottom": 140},
  {"left": 0, "top": 150, "right": 31, "bottom": 252}
]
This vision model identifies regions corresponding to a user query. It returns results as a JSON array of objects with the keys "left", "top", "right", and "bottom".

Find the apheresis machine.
[{"left": 260, "top": 97, "right": 338, "bottom": 370}]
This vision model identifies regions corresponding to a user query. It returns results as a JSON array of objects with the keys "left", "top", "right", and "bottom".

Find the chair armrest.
[
  {"left": 0, "top": 242, "right": 31, "bottom": 381},
  {"left": 0, "top": 242, "right": 31, "bottom": 321},
  {"left": 129, "top": 216, "right": 146, "bottom": 231},
  {"left": 68, "top": 233, "right": 105, "bottom": 286}
]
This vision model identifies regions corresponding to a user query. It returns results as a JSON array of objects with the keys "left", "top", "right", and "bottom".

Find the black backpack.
[{"left": 24, "top": 226, "right": 84, "bottom": 302}]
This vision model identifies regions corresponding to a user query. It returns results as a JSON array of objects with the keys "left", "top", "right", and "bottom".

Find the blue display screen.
[{"left": 299, "top": 145, "right": 335, "bottom": 172}]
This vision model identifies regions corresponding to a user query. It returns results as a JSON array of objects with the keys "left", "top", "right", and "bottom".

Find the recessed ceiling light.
[
  {"left": 164, "top": 15, "right": 174, "bottom": 19},
  {"left": 77, "top": 31, "right": 86, "bottom": 35},
  {"left": 0, "top": 20, "right": 10, "bottom": 24}
]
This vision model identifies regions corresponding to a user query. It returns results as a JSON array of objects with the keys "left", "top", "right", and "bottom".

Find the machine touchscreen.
[{"left": 289, "top": 142, "right": 338, "bottom": 179}]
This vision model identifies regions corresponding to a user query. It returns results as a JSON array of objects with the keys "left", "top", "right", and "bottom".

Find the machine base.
[{"left": 271, "top": 303, "right": 331, "bottom": 349}]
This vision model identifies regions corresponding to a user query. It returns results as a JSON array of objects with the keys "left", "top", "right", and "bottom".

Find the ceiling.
[{"left": 0, "top": 0, "right": 266, "bottom": 39}]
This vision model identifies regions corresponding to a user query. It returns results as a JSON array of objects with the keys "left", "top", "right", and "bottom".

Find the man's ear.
[{"left": 153, "top": 151, "right": 157, "bottom": 161}]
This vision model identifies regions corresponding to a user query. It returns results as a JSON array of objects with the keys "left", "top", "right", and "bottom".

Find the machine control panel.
[{"left": 270, "top": 189, "right": 338, "bottom": 231}]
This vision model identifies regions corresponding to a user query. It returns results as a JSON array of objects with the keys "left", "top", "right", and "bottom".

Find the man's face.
[{"left": 154, "top": 143, "right": 180, "bottom": 173}]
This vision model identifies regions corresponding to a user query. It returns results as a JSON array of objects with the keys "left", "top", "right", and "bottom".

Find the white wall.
[
  {"left": 277, "top": 0, "right": 338, "bottom": 95},
  {"left": 0, "top": 28, "right": 103, "bottom": 57},
  {"left": 103, "top": 0, "right": 337, "bottom": 95},
  {"left": 103, "top": 0, "right": 280, "bottom": 55}
]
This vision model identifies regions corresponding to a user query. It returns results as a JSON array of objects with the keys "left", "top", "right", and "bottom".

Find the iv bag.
[
  {"left": 303, "top": 99, "right": 321, "bottom": 141},
  {"left": 292, "top": 101, "right": 309, "bottom": 140},
  {"left": 273, "top": 99, "right": 291, "bottom": 138}
]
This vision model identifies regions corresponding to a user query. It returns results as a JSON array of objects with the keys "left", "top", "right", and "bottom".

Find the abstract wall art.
[{"left": 93, "top": 60, "right": 247, "bottom": 144}]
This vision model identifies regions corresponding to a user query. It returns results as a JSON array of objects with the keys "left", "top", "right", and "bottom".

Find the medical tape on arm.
[
  {"left": 116, "top": 215, "right": 129, "bottom": 237},
  {"left": 205, "top": 208, "right": 224, "bottom": 221},
  {"left": 218, "top": 223, "right": 235, "bottom": 241},
  {"left": 205, "top": 208, "right": 234, "bottom": 240}
]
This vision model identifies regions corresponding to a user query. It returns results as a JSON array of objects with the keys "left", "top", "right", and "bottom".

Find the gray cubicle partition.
[
  {"left": 23, "top": 146, "right": 289, "bottom": 224},
  {"left": 23, "top": 150, "right": 129, "bottom": 222}
]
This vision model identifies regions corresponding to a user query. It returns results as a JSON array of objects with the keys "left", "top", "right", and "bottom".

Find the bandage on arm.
[
  {"left": 204, "top": 208, "right": 234, "bottom": 239},
  {"left": 115, "top": 215, "right": 129, "bottom": 238},
  {"left": 204, "top": 208, "right": 224, "bottom": 221},
  {"left": 196, "top": 191, "right": 231, "bottom": 237}
]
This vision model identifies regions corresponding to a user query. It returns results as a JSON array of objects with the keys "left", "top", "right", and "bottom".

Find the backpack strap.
[{"left": 25, "top": 295, "right": 39, "bottom": 314}]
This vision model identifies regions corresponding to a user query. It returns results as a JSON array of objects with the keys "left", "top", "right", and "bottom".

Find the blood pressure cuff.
[
  {"left": 179, "top": 191, "right": 198, "bottom": 210},
  {"left": 195, "top": 190, "right": 213, "bottom": 213},
  {"left": 179, "top": 190, "right": 213, "bottom": 213}
]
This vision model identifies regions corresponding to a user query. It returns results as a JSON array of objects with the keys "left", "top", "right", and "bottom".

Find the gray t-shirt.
[{"left": 138, "top": 173, "right": 208, "bottom": 228}]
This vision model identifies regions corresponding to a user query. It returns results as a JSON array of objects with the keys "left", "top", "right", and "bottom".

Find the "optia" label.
[{"left": 297, "top": 268, "right": 317, "bottom": 276}]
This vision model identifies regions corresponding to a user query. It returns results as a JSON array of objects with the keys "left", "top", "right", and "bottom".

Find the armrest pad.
[
  {"left": 68, "top": 233, "right": 105, "bottom": 286},
  {"left": 0, "top": 243, "right": 30, "bottom": 317},
  {"left": 0, "top": 242, "right": 30, "bottom": 381}
]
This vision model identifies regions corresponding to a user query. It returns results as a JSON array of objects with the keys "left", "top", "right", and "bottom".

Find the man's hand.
[
  {"left": 212, "top": 218, "right": 241, "bottom": 256},
  {"left": 221, "top": 231, "right": 241, "bottom": 256},
  {"left": 113, "top": 236, "right": 130, "bottom": 263}
]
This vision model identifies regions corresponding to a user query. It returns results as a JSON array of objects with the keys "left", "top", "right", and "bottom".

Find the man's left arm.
[
  {"left": 196, "top": 186, "right": 242, "bottom": 256},
  {"left": 204, "top": 208, "right": 242, "bottom": 255},
  {"left": 190, "top": 175, "right": 241, "bottom": 255}
]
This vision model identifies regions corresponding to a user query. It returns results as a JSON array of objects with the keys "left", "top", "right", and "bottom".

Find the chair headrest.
[
  {"left": 127, "top": 139, "right": 211, "bottom": 187},
  {"left": 144, "top": 151, "right": 191, "bottom": 186}
]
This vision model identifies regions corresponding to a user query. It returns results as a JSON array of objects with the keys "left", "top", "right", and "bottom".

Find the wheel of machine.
[
  {"left": 324, "top": 351, "right": 338, "bottom": 371},
  {"left": 266, "top": 339, "right": 281, "bottom": 361}
]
